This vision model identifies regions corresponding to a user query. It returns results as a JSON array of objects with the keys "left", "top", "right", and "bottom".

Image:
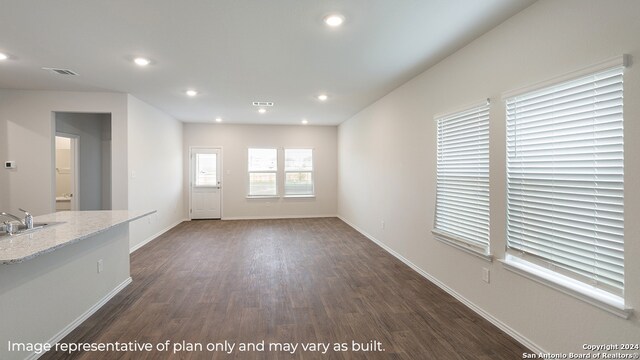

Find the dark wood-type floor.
[{"left": 41, "top": 218, "right": 527, "bottom": 360}]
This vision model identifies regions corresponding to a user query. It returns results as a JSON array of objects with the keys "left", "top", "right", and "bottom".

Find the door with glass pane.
[{"left": 190, "top": 148, "right": 221, "bottom": 219}]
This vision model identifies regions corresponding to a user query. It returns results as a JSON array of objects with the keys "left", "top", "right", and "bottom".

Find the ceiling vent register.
[
  {"left": 42, "top": 67, "right": 79, "bottom": 76},
  {"left": 252, "top": 101, "right": 274, "bottom": 107}
]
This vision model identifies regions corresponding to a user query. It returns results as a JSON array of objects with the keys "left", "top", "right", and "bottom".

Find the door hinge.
[{"left": 190, "top": 209, "right": 192, "bottom": 213}]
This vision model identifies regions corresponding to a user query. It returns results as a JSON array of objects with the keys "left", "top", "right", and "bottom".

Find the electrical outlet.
[
  {"left": 482, "top": 268, "right": 490, "bottom": 283},
  {"left": 381, "top": 221, "right": 385, "bottom": 230},
  {"left": 97, "top": 259, "right": 104, "bottom": 274}
]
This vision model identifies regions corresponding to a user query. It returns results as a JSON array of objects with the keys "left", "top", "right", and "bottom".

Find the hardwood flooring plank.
[{"left": 40, "top": 218, "right": 526, "bottom": 359}]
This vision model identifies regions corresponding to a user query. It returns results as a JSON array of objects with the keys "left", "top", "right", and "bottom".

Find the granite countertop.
[{"left": 0, "top": 210, "right": 155, "bottom": 265}]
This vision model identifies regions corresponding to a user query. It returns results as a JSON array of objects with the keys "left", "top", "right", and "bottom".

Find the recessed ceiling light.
[
  {"left": 215, "top": 117, "right": 222, "bottom": 123},
  {"left": 302, "top": 119, "right": 309, "bottom": 125},
  {"left": 0, "top": 53, "right": 8, "bottom": 61},
  {"left": 324, "top": 14, "right": 345, "bottom": 27},
  {"left": 186, "top": 90, "right": 198, "bottom": 97},
  {"left": 258, "top": 108, "right": 267, "bottom": 114},
  {"left": 133, "top": 57, "right": 150, "bottom": 66},
  {"left": 317, "top": 94, "right": 328, "bottom": 101}
]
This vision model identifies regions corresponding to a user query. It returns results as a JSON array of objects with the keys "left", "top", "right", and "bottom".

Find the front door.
[{"left": 190, "top": 148, "right": 221, "bottom": 219}]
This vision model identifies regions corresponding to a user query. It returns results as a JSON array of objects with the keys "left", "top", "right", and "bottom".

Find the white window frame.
[
  {"left": 247, "top": 147, "right": 279, "bottom": 198},
  {"left": 284, "top": 148, "right": 315, "bottom": 197},
  {"left": 501, "top": 55, "right": 631, "bottom": 318},
  {"left": 432, "top": 100, "right": 491, "bottom": 260}
]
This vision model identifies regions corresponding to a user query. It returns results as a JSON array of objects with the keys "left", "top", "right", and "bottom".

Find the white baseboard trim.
[
  {"left": 222, "top": 214, "right": 337, "bottom": 220},
  {"left": 29, "top": 277, "right": 133, "bottom": 360},
  {"left": 129, "top": 218, "right": 187, "bottom": 254},
  {"left": 336, "top": 215, "right": 545, "bottom": 354}
]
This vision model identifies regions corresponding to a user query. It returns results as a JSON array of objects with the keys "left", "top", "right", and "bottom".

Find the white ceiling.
[{"left": 0, "top": 0, "right": 534, "bottom": 125}]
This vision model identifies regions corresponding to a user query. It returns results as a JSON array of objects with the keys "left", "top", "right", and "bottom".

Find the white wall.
[
  {"left": 0, "top": 90, "right": 128, "bottom": 215},
  {"left": 55, "top": 112, "right": 111, "bottom": 210},
  {"left": 127, "top": 95, "right": 185, "bottom": 251},
  {"left": 338, "top": 0, "right": 640, "bottom": 353},
  {"left": 184, "top": 124, "right": 337, "bottom": 219},
  {"left": 0, "top": 90, "right": 180, "bottom": 251}
]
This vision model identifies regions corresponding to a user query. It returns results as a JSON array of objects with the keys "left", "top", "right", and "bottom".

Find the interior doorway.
[
  {"left": 54, "top": 134, "right": 79, "bottom": 211},
  {"left": 53, "top": 112, "right": 112, "bottom": 211}
]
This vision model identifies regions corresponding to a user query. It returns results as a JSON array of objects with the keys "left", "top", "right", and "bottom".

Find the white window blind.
[
  {"left": 506, "top": 66, "right": 624, "bottom": 295},
  {"left": 433, "top": 101, "right": 490, "bottom": 255}
]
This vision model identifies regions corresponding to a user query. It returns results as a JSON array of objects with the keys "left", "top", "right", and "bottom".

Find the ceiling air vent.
[
  {"left": 42, "top": 67, "right": 79, "bottom": 76},
  {"left": 252, "top": 101, "right": 274, "bottom": 107}
]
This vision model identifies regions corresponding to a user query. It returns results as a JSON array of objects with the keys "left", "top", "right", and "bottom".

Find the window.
[
  {"left": 247, "top": 148, "right": 316, "bottom": 198},
  {"left": 248, "top": 148, "right": 277, "bottom": 196},
  {"left": 505, "top": 65, "right": 625, "bottom": 298},
  {"left": 433, "top": 101, "right": 490, "bottom": 257},
  {"left": 284, "top": 149, "right": 314, "bottom": 196},
  {"left": 194, "top": 153, "right": 217, "bottom": 187}
]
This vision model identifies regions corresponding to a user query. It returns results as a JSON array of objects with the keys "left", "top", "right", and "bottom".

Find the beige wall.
[
  {"left": 54, "top": 148, "right": 71, "bottom": 197},
  {"left": 127, "top": 95, "right": 185, "bottom": 251},
  {"left": 338, "top": 0, "right": 640, "bottom": 353},
  {"left": 0, "top": 90, "right": 182, "bottom": 251},
  {"left": 183, "top": 124, "right": 337, "bottom": 219},
  {"left": 0, "top": 90, "right": 128, "bottom": 215}
]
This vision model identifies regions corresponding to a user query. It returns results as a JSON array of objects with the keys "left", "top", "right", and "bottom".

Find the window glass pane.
[
  {"left": 285, "top": 172, "right": 313, "bottom": 195},
  {"left": 195, "top": 153, "right": 217, "bottom": 186},
  {"left": 249, "top": 148, "right": 277, "bottom": 171},
  {"left": 249, "top": 173, "right": 277, "bottom": 196},
  {"left": 285, "top": 149, "right": 313, "bottom": 171}
]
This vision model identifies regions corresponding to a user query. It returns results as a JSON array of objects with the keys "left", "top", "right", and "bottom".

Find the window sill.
[
  {"left": 283, "top": 195, "right": 315, "bottom": 198},
  {"left": 501, "top": 254, "right": 632, "bottom": 319},
  {"left": 431, "top": 229, "right": 493, "bottom": 262},
  {"left": 246, "top": 196, "right": 280, "bottom": 199}
]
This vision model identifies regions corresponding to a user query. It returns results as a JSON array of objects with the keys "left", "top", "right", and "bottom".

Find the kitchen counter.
[
  {"left": 0, "top": 210, "right": 154, "bottom": 264},
  {"left": 0, "top": 209, "right": 155, "bottom": 360}
]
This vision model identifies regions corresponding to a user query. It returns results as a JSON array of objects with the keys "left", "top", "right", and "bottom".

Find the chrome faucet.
[
  {"left": 1, "top": 212, "right": 24, "bottom": 224},
  {"left": 1, "top": 209, "right": 34, "bottom": 235},
  {"left": 1, "top": 212, "right": 24, "bottom": 235},
  {"left": 19, "top": 208, "right": 34, "bottom": 230}
]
